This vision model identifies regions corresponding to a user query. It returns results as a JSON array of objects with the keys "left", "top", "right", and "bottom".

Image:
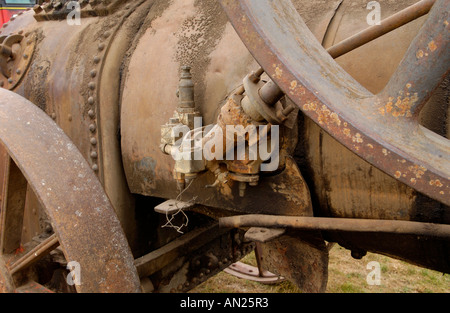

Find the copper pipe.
[
  {"left": 219, "top": 214, "right": 450, "bottom": 238},
  {"left": 327, "top": 0, "right": 436, "bottom": 59}
]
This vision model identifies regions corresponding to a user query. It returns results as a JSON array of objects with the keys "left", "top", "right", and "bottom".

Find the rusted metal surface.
[
  {"left": 218, "top": 0, "right": 450, "bottom": 205},
  {"left": 0, "top": 89, "right": 140, "bottom": 292},
  {"left": 220, "top": 214, "right": 450, "bottom": 238},
  {"left": 32, "top": 0, "right": 131, "bottom": 21},
  {"left": 0, "top": 32, "right": 36, "bottom": 90}
]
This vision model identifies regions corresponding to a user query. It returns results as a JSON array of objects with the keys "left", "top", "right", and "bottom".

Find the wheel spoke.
[
  {"left": 8, "top": 233, "right": 59, "bottom": 275},
  {"left": 327, "top": 0, "right": 436, "bottom": 59},
  {"left": 15, "top": 281, "right": 54, "bottom": 293},
  {"left": 379, "top": 0, "right": 450, "bottom": 118},
  {"left": 0, "top": 144, "right": 27, "bottom": 255}
]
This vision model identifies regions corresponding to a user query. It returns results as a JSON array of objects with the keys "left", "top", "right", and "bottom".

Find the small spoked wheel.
[{"left": 0, "top": 89, "right": 140, "bottom": 293}]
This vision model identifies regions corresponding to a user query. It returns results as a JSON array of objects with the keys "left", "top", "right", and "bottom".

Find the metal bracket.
[
  {"left": 154, "top": 199, "right": 194, "bottom": 215},
  {"left": 244, "top": 227, "right": 285, "bottom": 243}
]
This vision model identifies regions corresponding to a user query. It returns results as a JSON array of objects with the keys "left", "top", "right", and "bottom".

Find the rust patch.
[
  {"left": 352, "top": 133, "right": 363, "bottom": 144},
  {"left": 428, "top": 40, "right": 437, "bottom": 52},
  {"left": 416, "top": 49, "right": 424, "bottom": 59},
  {"left": 408, "top": 164, "right": 427, "bottom": 179},
  {"left": 382, "top": 94, "right": 418, "bottom": 118},
  {"left": 429, "top": 179, "right": 443, "bottom": 187}
]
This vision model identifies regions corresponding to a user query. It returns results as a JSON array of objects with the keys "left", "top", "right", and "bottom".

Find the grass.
[{"left": 191, "top": 244, "right": 449, "bottom": 293}]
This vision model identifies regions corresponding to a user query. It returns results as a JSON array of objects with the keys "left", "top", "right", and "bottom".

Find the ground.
[{"left": 192, "top": 244, "right": 449, "bottom": 293}]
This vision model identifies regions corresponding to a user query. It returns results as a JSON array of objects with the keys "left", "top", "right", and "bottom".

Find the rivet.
[
  {"left": 89, "top": 124, "right": 96, "bottom": 132},
  {"left": 88, "top": 82, "right": 96, "bottom": 90},
  {"left": 103, "top": 32, "right": 110, "bottom": 39},
  {"left": 90, "top": 138, "right": 97, "bottom": 145},
  {"left": 92, "top": 164, "right": 99, "bottom": 172},
  {"left": 88, "top": 96, "right": 95, "bottom": 105},
  {"left": 90, "top": 69, "right": 97, "bottom": 78},
  {"left": 23, "top": 54, "right": 29, "bottom": 59},
  {"left": 98, "top": 43, "right": 105, "bottom": 51},
  {"left": 51, "top": 113, "right": 56, "bottom": 120},
  {"left": 68, "top": 114, "right": 72, "bottom": 121},
  {"left": 16, "top": 69, "right": 21, "bottom": 75},
  {"left": 90, "top": 151, "right": 98, "bottom": 159},
  {"left": 8, "top": 78, "right": 13, "bottom": 84},
  {"left": 88, "top": 109, "right": 95, "bottom": 118},
  {"left": 0, "top": 81, "right": 4, "bottom": 87},
  {"left": 93, "top": 56, "right": 101, "bottom": 64}
]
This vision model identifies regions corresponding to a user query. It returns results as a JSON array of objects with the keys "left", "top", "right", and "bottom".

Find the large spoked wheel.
[
  {"left": 219, "top": 0, "right": 449, "bottom": 204},
  {"left": 0, "top": 89, "right": 140, "bottom": 293}
]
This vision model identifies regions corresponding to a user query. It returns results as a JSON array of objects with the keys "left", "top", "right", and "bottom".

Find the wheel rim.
[
  {"left": 219, "top": 0, "right": 450, "bottom": 205},
  {"left": 0, "top": 89, "right": 141, "bottom": 293}
]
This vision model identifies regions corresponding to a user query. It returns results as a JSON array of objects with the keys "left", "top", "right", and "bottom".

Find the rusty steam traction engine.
[{"left": 0, "top": 0, "right": 448, "bottom": 293}]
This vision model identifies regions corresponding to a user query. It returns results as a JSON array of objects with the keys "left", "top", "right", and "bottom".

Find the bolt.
[
  {"left": 45, "top": 224, "right": 53, "bottom": 234},
  {"left": 239, "top": 182, "right": 247, "bottom": 197},
  {"left": 351, "top": 250, "right": 367, "bottom": 260},
  {"left": 282, "top": 104, "right": 296, "bottom": 116}
]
